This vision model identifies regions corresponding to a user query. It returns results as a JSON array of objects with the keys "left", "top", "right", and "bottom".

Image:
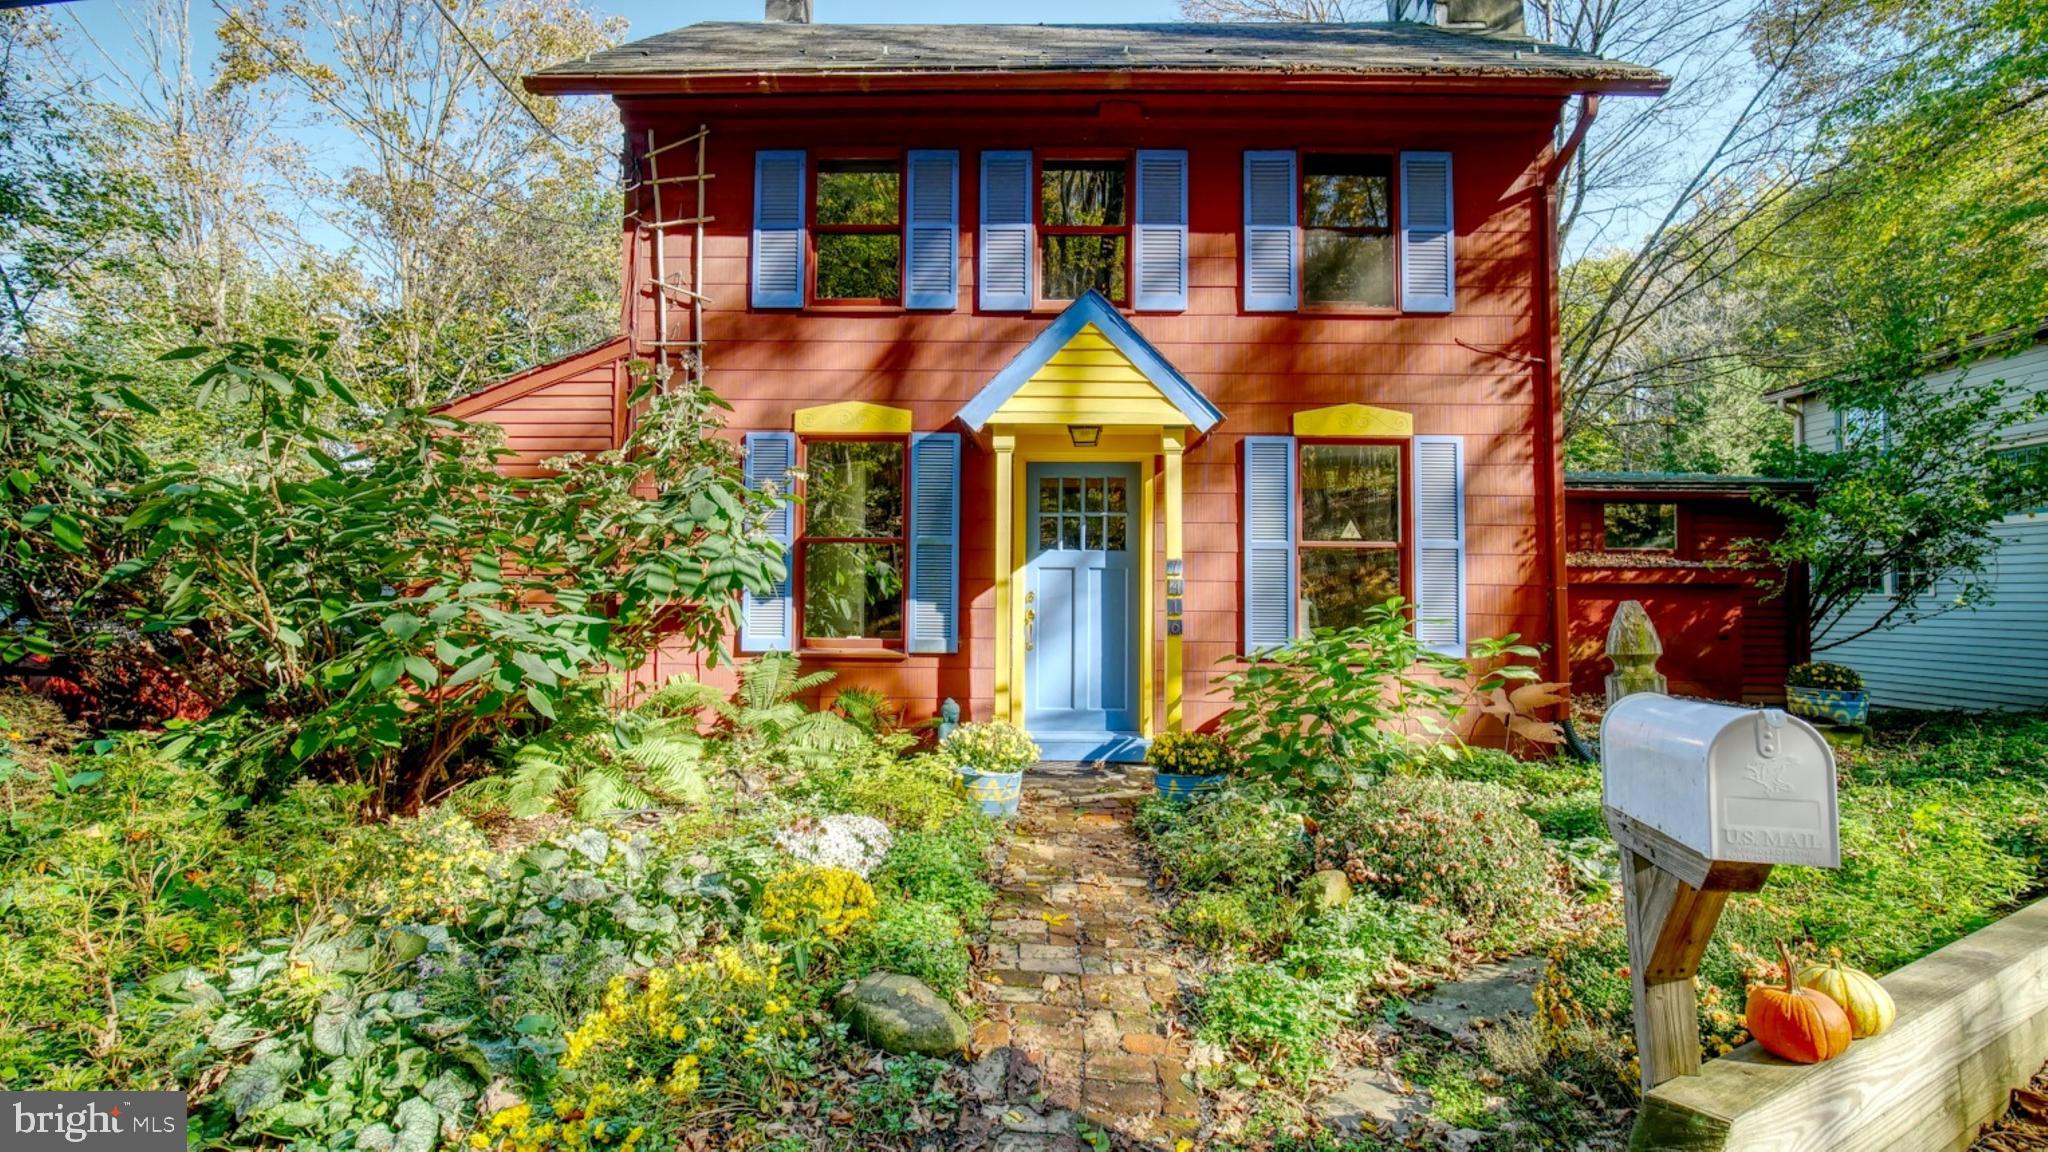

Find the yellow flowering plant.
[
  {"left": 940, "top": 721, "right": 1040, "bottom": 775},
  {"left": 1145, "top": 731, "right": 1238, "bottom": 776},
  {"left": 474, "top": 944, "right": 822, "bottom": 1151}
]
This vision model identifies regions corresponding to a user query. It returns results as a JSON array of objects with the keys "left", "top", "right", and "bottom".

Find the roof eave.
[{"left": 523, "top": 68, "right": 1670, "bottom": 99}]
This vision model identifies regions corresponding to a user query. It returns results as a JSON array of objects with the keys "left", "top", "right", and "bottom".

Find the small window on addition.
[
  {"left": 814, "top": 160, "right": 901, "bottom": 303},
  {"left": 1302, "top": 154, "right": 1395, "bottom": 308},
  {"left": 1603, "top": 502, "right": 1677, "bottom": 551},
  {"left": 1040, "top": 159, "right": 1129, "bottom": 303},
  {"left": 802, "top": 440, "right": 905, "bottom": 646}
]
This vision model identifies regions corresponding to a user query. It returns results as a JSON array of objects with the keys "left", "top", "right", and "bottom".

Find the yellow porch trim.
[
  {"left": 792, "top": 401, "right": 914, "bottom": 436},
  {"left": 1292, "top": 403, "right": 1415, "bottom": 439},
  {"left": 1162, "top": 430, "right": 1185, "bottom": 732},
  {"left": 994, "top": 425, "right": 1182, "bottom": 740},
  {"left": 987, "top": 325, "right": 1190, "bottom": 427}
]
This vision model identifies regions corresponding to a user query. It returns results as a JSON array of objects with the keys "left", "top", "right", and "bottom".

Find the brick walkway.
[{"left": 962, "top": 763, "right": 1197, "bottom": 1151}]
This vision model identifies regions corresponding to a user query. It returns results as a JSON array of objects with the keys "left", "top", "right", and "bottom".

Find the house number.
[{"left": 1166, "top": 579, "right": 1184, "bottom": 596}]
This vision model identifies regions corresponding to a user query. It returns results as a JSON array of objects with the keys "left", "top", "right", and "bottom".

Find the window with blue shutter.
[
  {"left": 751, "top": 151, "right": 805, "bottom": 309},
  {"left": 979, "top": 150, "right": 1033, "bottom": 311},
  {"left": 1243, "top": 151, "right": 1298, "bottom": 312},
  {"left": 907, "top": 433, "right": 962, "bottom": 653},
  {"left": 740, "top": 431, "right": 797, "bottom": 651},
  {"left": 1412, "top": 434, "right": 1467, "bottom": 655},
  {"left": 1242, "top": 436, "right": 1297, "bottom": 651},
  {"left": 1133, "top": 150, "right": 1188, "bottom": 312},
  {"left": 905, "top": 151, "right": 959, "bottom": 310},
  {"left": 1399, "top": 151, "right": 1455, "bottom": 313}
]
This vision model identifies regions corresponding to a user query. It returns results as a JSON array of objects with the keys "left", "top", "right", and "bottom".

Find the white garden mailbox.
[
  {"left": 1602, "top": 694, "right": 1839, "bottom": 869},
  {"left": 1600, "top": 694, "right": 1843, "bottom": 1093}
]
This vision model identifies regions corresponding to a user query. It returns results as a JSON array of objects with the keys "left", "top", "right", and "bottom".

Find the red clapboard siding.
[{"left": 453, "top": 90, "right": 1581, "bottom": 730}]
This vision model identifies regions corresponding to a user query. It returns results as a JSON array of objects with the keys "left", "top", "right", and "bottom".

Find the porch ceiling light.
[{"left": 1068, "top": 424, "right": 1103, "bottom": 448}]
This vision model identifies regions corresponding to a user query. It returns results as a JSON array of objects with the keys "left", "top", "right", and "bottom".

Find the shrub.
[
  {"left": 1140, "top": 787, "right": 1308, "bottom": 898},
  {"left": 842, "top": 899, "right": 972, "bottom": 998},
  {"left": 1317, "top": 776, "right": 1565, "bottom": 953},
  {"left": 940, "top": 721, "right": 1039, "bottom": 774},
  {"left": 1168, "top": 890, "right": 1301, "bottom": 957},
  {"left": 1280, "top": 894, "right": 1456, "bottom": 991},
  {"left": 1146, "top": 730, "right": 1238, "bottom": 776},
  {"left": 1196, "top": 963, "right": 1342, "bottom": 1087},
  {"left": 871, "top": 826, "right": 997, "bottom": 924},
  {"left": 821, "top": 751, "right": 974, "bottom": 832},
  {"left": 1211, "top": 602, "right": 1548, "bottom": 794},
  {"left": 1788, "top": 661, "right": 1863, "bottom": 691}
]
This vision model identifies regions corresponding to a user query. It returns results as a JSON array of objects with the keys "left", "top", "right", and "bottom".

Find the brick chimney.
[{"left": 765, "top": 0, "right": 811, "bottom": 22}]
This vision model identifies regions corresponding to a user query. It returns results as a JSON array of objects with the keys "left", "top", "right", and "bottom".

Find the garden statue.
[
  {"left": 1604, "top": 600, "right": 1667, "bottom": 705},
  {"left": 937, "top": 697, "right": 960, "bottom": 741}
]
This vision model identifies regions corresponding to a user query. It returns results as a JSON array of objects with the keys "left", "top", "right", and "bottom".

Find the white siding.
[{"left": 1793, "top": 340, "right": 2048, "bottom": 711}]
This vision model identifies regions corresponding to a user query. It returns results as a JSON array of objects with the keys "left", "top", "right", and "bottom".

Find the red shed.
[{"left": 1564, "top": 472, "right": 1811, "bottom": 705}]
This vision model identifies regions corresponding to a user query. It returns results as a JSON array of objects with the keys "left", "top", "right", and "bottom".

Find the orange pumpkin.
[{"left": 1745, "top": 942, "right": 1852, "bottom": 1064}]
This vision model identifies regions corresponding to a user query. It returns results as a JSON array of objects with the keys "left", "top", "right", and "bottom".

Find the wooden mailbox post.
[{"left": 1601, "top": 695, "right": 1839, "bottom": 1091}]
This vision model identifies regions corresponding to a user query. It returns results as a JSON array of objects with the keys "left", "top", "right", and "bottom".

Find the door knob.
[{"left": 1023, "top": 605, "right": 1037, "bottom": 651}]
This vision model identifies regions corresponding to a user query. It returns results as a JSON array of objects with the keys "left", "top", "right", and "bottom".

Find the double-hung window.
[
  {"left": 1302, "top": 154, "right": 1397, "bottom": 309},
  {"left": 800, "top": 439, "right": 906, "bottom": 647},
  {"left": 1297, "top": 441, "right": 1409, "bottom": 632},
  {"left": 1602, "top": 502, "right": 1678, "bottom": 551},
  {"left": 1039, "top": 157, "right": 1130, "bottom": 304},
  {"left": 812, "top": 158, "right": 902, "bottom": 304}
]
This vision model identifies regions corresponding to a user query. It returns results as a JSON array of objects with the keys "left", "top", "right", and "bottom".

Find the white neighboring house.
[{"left": 1766, "top": 324, "right": 2048, "bottom": 712}]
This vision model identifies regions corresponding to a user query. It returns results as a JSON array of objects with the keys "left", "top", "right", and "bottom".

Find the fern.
[{"left": 495, "top": 677, "right": 708, "bottom": 820}]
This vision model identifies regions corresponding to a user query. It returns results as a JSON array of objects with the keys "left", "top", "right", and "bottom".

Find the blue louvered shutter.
[
  {"left": 752, "top": 151, "right": 805, "bottom": 309},
  {"left": 979, "top": 150, "right": 1033, "bottom": 311},
  {"left": 905, "top": 150, "right": 959, "bottom": 310},
  {"left": 1413, "top": 434, "right": 1466, "bottom": 656},
  {"left": 740, "top": 431, "right": 796, "bottom": 651},
  {"left": 907, "top": 432, "right": 962, "bottom": 654},
  {"left": 1400, "top": 151, "right": 1455, "bottom": 313},
  {"left": 1133, "top": 149, "right": 1189, "bottom": 312},
  {"left": 1243, "top": 151, "right": 1298, "bottom": 312},
  {"left": 1242, "top": 436, "right": 1297, "bottom": 652}
]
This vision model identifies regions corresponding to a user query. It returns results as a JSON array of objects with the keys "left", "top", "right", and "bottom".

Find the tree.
[
  {"left": 212, "top": 0, "right": 624, "bottom": 405},
  {"left": 1755, "top": 361, "right": 2048, "bottom": 649}
]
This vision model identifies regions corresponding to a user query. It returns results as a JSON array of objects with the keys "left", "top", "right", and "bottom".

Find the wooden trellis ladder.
[{"left": 627, "top": 124, "right": 713, "bottom": 386}]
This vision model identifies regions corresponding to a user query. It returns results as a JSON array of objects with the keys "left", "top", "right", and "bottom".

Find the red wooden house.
[{"left": 442, "top": 6, "right": 1667, "bottom": 759}]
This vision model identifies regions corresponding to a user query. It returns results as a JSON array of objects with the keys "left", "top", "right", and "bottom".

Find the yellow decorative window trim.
[
  {"left": 793, "top": 401, "right": 914, "bottom": 436},
  {"left": 1292, "top": 403, "right": 1414, "bottom": 439}
]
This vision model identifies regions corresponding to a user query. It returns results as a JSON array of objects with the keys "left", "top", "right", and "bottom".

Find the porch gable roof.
[{"left": 958, "top": 291, "right": 1223, "bottom": 434}]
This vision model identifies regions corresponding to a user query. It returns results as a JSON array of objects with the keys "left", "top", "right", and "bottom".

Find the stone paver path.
[{"left": 961, "top": 763, "right": 1197, "bottom": 1150}]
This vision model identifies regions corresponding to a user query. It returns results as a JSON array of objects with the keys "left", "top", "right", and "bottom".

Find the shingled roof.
[{"left": 524, "top": 21, "right": 1670, "bottom": 95}]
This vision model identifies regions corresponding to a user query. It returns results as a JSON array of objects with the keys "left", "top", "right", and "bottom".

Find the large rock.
[
  {"left": 1303, "top": 868, "right": 1353, "bottom": 914},
  {"left": 836, "top": 973, "right": 971, "bottom": 1056}
]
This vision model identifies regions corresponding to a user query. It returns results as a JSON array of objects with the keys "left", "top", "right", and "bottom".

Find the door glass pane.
[
  {"left": 1039, "top": 515, "right": 1058, "bottom": 551},
  {"left": 1061, "top": 516, "right": 1082, "bottom": 550},
  {"left": 1085, "top": 477, "right": 1104, "bottom": 512},
  {"left": 1298, "top": 547, "right": 1399, "bottom": 633},
  {"left": 1062, "top": 477, "right": 1081, "bottom": 512},
  {"left": 803, "top": 542, "right": 905, "bottom": 639},
  {"left": 1039, "top": 478, "right": 1060, "bottom": 513},
  {"left": 1105, "top": 478, "right": 1128, "bottom": 512},
  {"left": 1102, "top": 514, "right": 1127, "bottom": 552},
  {"left": 806, "top": 441, "right": 903, "bottom": 537},
  {"left": 1300, "top": 444, "right": 1400, "bottom": 543}
]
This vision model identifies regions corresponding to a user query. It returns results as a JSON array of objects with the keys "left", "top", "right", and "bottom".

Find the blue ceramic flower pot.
[
  {"left": 959, "top": 768, "right": 1023, "bottom": 818},
  {"left": 1787, "top": 685, "right": 1869, "bottom": 726},
  {"left": 1153, "top": 771, "right": 1227, "bottom": 802}
]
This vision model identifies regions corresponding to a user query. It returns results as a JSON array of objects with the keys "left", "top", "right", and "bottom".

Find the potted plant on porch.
[
  {"left": 941, "top": 721, "right": 1040, "bottom": 819},
  {"left": 1146, "top": 730, "right": 1237, "bottom": 802},
  {"left": 1786, "top": 661, "right": 1869, "bottom": 726}
]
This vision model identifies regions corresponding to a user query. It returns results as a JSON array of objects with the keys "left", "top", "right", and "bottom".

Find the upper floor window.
[
  {"left": 1040, "top": 158, "right": 1129, "bottom": 304},
  {"left": 813, "top": 158, "right": 902, "bottom": 303},
  {"left": 1297, "top": 441, "right": 1408, "bottom": 632},
  {"left": 800, "top": 438, "right": 906, "bottom": 646},
  {"left": 1603, "top": 501, "right": 1677, "bottom": 551},
  {"left": 1302, "top": 154, "right": 1396, "bottom": 308}
]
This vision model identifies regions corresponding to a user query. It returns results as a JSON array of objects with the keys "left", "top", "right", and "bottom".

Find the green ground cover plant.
[{"left": 0, "top": 662, "right": 1000, "bottom": 1151}]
